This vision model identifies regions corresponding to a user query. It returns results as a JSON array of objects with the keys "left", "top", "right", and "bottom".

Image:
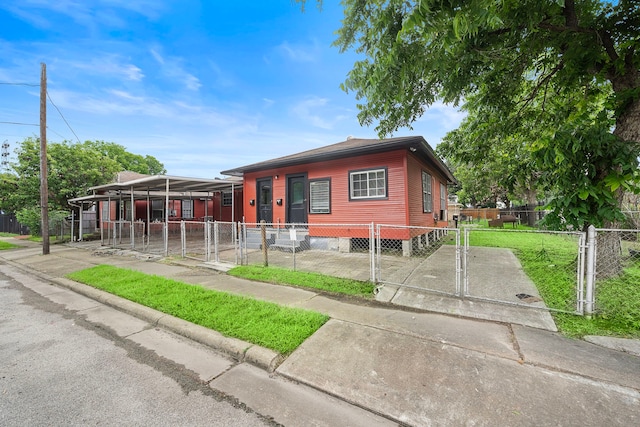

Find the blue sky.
[{"left": 0, "top": 1, "right": 464, "bottom": 178}]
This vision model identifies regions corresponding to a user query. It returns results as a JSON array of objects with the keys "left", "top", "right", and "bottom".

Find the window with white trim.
[
  {"left": 309, "top": 179, "right": 331, "bottom": 214},
  {"left": 422, "top": 171, "right": 433, "bottom": 212},
  {"left": 182, "top": 200, "right": 193, "bottom": 218},
  {"left": 222, "top": 192, "right": 233, "bottom": 206},
  {"left": 349, "top": 168, "right": 386, "bottom": 199},
  {"left": 440, "top": 183, "right": 446, "bottom": 217}
]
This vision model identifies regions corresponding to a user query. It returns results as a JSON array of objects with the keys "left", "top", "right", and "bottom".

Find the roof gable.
[{"left": 221, "top": 136, "right": 456, "bottom": 183}]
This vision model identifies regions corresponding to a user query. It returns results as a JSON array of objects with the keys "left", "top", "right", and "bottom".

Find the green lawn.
[
  {"left": 0, "top": 240, "right": 19, "bottom": 250},
  {"left": 66, "top": 265, "right": 329, "bottom": 354},
  {"left": 228, "top": 265, "right": 375, "bottom": 297}
]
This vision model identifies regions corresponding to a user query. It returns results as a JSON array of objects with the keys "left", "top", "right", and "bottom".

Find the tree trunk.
[
  {"left": 597, "top": 79, "right": 640, "bottom": 279},
  {"left": 524, "top": 188, "right": 538, "bottom": 227}
]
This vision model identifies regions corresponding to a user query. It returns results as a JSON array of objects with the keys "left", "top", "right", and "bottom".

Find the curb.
[
  {"left": 5, "top": 259, "right": 284, "bottom": 372},
  {"left": 53, "top": 277, "right": 285, "bottom": 372}
]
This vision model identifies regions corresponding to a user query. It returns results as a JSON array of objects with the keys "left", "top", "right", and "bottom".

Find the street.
[{"left": 0, "top": 267, "right": 272, "bottom": 426}]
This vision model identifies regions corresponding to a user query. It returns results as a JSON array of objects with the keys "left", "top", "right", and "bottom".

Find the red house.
[{"left": 221, "top": 136, "right": 456, "bottom": 254}]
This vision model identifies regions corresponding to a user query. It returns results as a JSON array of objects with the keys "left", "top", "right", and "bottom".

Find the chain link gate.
[
  {"left": 463, "top": 228, "right": 586, "bottom": 314},
  {"left": 375, "top": 225, "right": 461, "bottom": 296}
]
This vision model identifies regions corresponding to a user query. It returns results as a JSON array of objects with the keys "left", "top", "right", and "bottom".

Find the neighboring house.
[
  {"left": 68, "top": 173, "right": 242, "bottom": 237},
  {"left": 221, "top": 136, "right": 456, "bottom": 255}
]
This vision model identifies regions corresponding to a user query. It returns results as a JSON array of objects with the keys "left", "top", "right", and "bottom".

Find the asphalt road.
[{"left": 0, "top": 270, "right": 272, "bottom": 427}]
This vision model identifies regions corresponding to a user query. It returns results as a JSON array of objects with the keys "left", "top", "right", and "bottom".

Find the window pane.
[
  {"left": 260, "top": 185, "right": 271, "bottom": 204},
  {"left": 292, "top": 181, "right": 304, "bottom": 204},
  {"left": 350, "top": 169, "right": 386, "bottom": 199},
  {"left": 310, "top": 180, "right": 330, "bottom": 213}
]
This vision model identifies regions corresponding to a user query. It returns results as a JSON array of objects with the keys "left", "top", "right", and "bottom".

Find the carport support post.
[
  {"left": 261, "top": 220, "right": 268, "bottom": 267},
  {"left": 585, "top": 225, "right": 596, "bottom": 317}
]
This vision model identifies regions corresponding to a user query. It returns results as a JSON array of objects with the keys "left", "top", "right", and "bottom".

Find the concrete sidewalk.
[{"left": 1, "top": 239, "right": 639, "bottom": 426}]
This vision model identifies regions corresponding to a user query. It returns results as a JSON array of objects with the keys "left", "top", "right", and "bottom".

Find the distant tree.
[
  {"left": 4, "top": 138, "right": 166, "bottom": 236},
  {"left": 83, "top": 141, "right": 166, "bottom": 175}
]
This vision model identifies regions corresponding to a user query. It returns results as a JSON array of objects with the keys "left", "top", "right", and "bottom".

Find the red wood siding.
[
  {"left": 407, "top": 153, "right": 448, "bottom": 227},
  {"left": 243, "top": 150, "right": 409, "bottom": 226}
]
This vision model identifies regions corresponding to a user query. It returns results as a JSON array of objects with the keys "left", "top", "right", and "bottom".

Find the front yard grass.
[
  {"left": 66, "top": 265, "right": 329, "bottom": 354},
  {"left": 228, "top": 265, "right": 376, "bottom": 297},
  {"left": 0, "top": 240, "right": 18, "bottom": 250}
]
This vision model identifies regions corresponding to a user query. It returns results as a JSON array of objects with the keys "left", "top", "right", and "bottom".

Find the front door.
[
  {"left": 256, "top": 178, "right": 273, "bottom": 223},
  {"left": 287, "top": 174, "right": 308, "bottom": 224}
]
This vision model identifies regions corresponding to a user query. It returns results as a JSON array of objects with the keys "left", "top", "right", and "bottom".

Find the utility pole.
[{"left": 40, "top": 63, "right": 49, "bottom": 255}]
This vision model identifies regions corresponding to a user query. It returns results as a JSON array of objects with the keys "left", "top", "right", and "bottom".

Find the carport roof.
[
  {"left": 68, "top": 175, "right": 242, "bottom": 205},
  {"left": 89, "top": 174, "right": 242, "bottom": 194}
]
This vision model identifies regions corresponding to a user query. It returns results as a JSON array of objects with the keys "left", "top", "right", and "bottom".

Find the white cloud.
[
  {"left": 276, "top": 41, "right": 318, "bottom": 62},
  {"left": 149, "top": 46, "right": 201, "bottom": 91},
  {"left": 290, "top": 97, "right": 351, "bottom": 130}
]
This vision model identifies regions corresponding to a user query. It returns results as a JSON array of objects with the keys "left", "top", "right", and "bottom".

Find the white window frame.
[
  {"left": 222, "top": 192, "right": 233, "bottom": 206},
  {"left": 422, "top": 171, "right": 433, "bottom": 213},
  {"left": 309, "top": 179, "right": 331, "bottom": 214},
  {"left": 349, "top": 168, "right": 387, "bottom": 200}
]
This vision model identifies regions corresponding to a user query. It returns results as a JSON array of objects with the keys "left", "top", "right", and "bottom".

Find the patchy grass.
[
  {"left": 66, "top": 265, "right": 329, "bottom": 354},
  {"left": 468, "top": 230, "right": 640, "bottom": 338},
  {"left": 0, "top": 240, "right": 19, "bottom": 250},
  {"left": 0, "top": 232, "right": 18, "bottom": 237},
  {"left": 228, "top": 265, "right": 376, "bottom": 297}
]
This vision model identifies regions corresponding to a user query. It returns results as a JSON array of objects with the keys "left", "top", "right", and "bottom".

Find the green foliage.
[
  {"left": 15, "top": 207, "right": 68, "bottom": 236},
  {"left": 83, "top": 141, "right": 166, "bottom": 175},
  {"left": 15, "top": 207, "right": 43, "bottom": 236},
  {"left": 228, "top": 265, "right": 375, "bottom": 297},
  {"left": 67, "top": 265, "right": 329, "bottom": 354},
  {"left": 3, "top": 138, "right": 166, "bottom": 214},
  {"left": 0, "top": 240, "right": 18, "bottom": 250}
]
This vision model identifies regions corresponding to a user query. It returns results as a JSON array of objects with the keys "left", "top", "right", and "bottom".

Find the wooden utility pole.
[{"left": 40, "top": 63, "right": 49, "bottom": 255}]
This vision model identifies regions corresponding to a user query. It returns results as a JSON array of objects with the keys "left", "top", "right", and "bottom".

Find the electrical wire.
[{"left": 46, "top": 91, "right": 81, "bottom": 143}]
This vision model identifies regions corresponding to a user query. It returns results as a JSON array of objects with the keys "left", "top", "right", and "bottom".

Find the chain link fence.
[
  {"left": 239, "top": 222, "right": 374, "bottom": 282},
  {"left": 92, "top": 218, "right": 640, "bottom": 321},
  {"left": 591, "top": 228, "right": 640, "bottom": 329},
  {"left": 376, "top": 225, "right": 460, "bottom": 296}
]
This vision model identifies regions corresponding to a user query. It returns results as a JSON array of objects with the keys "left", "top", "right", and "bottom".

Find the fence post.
[
  {"left": 463, "top": 227, "right": 470, "bottom": 298},
  {"left": 369, "top": 222, "right": 375, "bottom": 283},
  {"left": 71, "top": 210, "right": 75, "bottom": 242},
  {"left": 181, "top": 221, "right": 186, "bottom": 258},
  {"left": 455, "top": 228, "right": 461, "bottom": 297},
  {"left": 261, "top": 220, "right": 268, "bottom": 267},
  {"left": 214, "top": 221, "right": 219, "bottom": 263},
  {"left": 205, "top": 221, "right": 211, "bottom": 262},
  {"left": 585, "top": 225, "right": 596, "bottom": 317}
]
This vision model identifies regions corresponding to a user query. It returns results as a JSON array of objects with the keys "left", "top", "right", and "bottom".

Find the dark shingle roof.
[{"left": 221, "top": 136, "right": 456, "bottom": 183}]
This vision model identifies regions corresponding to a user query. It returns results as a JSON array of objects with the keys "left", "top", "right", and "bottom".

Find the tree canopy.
[
  {"left": 1, "top": 138, "right": 165, "bottom": 214},
  {"left": 332, "top": 1, "right": 640, "bottom": 229}
]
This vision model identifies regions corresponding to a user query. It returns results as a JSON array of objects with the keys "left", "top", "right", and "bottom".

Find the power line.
[
  {"left": 0, "top": 82, "right": 39, "bottom": 87},
  {"left": 0, "top": 121, "right": 39, "bottom": 126},
  {"left": 46, "top": 91, "right": 81, "bottom": 143}
]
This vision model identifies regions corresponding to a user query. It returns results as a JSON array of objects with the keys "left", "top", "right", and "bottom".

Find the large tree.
[{"left": 333, "top": 0, "right": 640, "bottom": 227}]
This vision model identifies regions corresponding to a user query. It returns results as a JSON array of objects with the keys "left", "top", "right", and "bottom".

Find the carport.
[{"left": 68, "top": 175, "right": 242, "bottom": 255}]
